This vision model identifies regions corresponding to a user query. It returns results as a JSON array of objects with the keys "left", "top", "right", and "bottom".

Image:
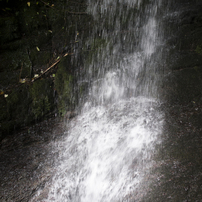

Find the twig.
[
  {"left": 40, "top": 0, "right": 54, "bottom": 9},
  {"left": 32, "top": 52, "right": 73, "bottom": 82}
]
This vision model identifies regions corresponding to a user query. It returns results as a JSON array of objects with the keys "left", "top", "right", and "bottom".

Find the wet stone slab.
[
  {"left": 0, "top": 118, "right": 66, "bottom": 202},
  {"left": 140, "top": 103, "right": 202, "bottom": 202}
]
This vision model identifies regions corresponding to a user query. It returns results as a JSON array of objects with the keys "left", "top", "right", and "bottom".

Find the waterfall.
[{"left": 31, "top": 0, "right": 165, "bottom": 201}]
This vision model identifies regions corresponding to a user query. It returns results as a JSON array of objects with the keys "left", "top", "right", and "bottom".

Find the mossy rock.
[
  {"left": 30, "top": 79, "right": 54, "bottom": 119},
  {"left": 195, "top": 44, "right": 202, "bottom": 55},
  {"left": 0, "top": 0, "right": 93, "bottom": 137},
  {"left": 54, "top": 57, "right": 75, "bottom": 116}
]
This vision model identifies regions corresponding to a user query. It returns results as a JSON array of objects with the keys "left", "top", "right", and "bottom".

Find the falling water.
[{"left": 31, "top": 0, "right": 165, "bottom": 201}]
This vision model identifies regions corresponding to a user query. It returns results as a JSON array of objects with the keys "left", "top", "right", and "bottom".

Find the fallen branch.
[
  {"left": 32, "top": 52, "right": 73, "bottom": 82},
  {"left": 40, "top": 0, "right": 54, "bottom": 8}
]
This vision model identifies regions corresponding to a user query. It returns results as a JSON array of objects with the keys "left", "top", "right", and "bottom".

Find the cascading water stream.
[{"left": 31, "top": 0, "right": 165, "bottom": 201}]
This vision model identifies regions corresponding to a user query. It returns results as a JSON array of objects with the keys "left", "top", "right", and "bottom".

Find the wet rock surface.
[
  {"left": 141, "top": 0, "right": 202, "bottom": 201},
  {"left": 0, "top": 118, "right": 66, "bottom": 202},
  {"left": 139, "top": 103, "right": 202, "bottom": 202},
  {"left": 1, "top": 0, "right": 202, "bottom": 201}
]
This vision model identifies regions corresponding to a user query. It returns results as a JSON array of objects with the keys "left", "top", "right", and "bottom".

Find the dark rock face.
[
  {"left": 143, "top": 0, "right": 202, "bottom": 201},
  {"left": 0, "top": 0, "right": 92, "bottom": 139},
  {"left": 163, "top": 0, "right": 202, "bottom": 105}
]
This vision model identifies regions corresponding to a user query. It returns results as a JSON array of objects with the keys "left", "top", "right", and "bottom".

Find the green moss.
[
  {"left": 57, "top": 99, "right": 67, "bottom": 117},
  {"left": 31, "top": 96, "right": 50, "bottom": 118},
  {"left": 195, "top": 45, "right": 202, "bottom": 55},
  {"left": 193, "top": 66, "right": 199, "bottom": 71}
]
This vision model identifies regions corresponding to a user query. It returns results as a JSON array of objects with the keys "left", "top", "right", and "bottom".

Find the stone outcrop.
[{"left": 0, "top": 0, "right": 92, "bottom": 139}]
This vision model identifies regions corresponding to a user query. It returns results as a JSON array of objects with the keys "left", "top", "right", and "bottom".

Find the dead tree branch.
[{"left": 32, "top": 52, "right": 73, "bottom": 82}]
